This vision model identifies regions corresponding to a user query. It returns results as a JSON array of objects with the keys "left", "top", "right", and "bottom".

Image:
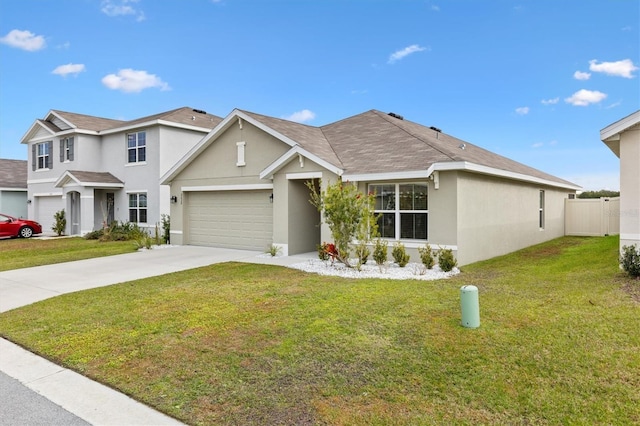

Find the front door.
[
  {"left": 106, "top": 193, "right": 115, "bottom": 225},
  {"left": 69, "top": 191, "right": 81, "bottom": 235}
]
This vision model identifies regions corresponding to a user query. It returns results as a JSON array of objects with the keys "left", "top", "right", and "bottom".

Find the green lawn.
[
  {"left": 0, "top": 236, "right": 638, "bottom": 425},
  {"left": 0, "top": 237, "right": 139, "bottom": 271}
]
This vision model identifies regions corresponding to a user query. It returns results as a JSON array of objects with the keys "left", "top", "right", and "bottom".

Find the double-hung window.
[
  {"left": 60, "top": 137, "right": 74, "bottom": 162},
  {"left": 33, "top": 141, "right": 52, "bottom": 170},
  {"left": 127, "top": 131, "right": 146, "bottom": 163},
  {"left": 369, "top": 183, "right": 428, "bottom": 240},
  {"left": 539, "top": 190, "right": 545, "bottom": 230},
  {"left": 129, "top": 193, "right": 148, "bottom": 223}
]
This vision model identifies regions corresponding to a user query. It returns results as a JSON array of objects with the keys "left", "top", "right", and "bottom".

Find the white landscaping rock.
[{"left": 288, "top": 259, "right": 460, "bottom": 280}]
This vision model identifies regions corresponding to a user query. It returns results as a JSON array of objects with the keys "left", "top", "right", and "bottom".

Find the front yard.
[
  {"left": 0, "top": 236, "right": 638, "bottom": 425},
  {"left": 0, "top": 237, "right": 138, "bottom": 271}
]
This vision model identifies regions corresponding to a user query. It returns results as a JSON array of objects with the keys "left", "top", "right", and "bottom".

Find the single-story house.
[
  {"left": 0, "top": 158, "right": 28, "bottom": 218},
  {"left": 21, "top": 107, "right": 222, "bottom": 235},
  {"left": 601, "top": 110, "right": 640, "bottom": 251},
  {"left": 162, "top": 108, "right": 580, "bottom": 266}
]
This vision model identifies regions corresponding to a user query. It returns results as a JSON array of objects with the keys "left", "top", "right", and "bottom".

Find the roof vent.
[
  {"left": 430, "top": 126, "right": 442, "bottom": 132},
  {"left": 388, "top": 112, "right": 404, "bottom": 120},
  {"left": 192, "top": 109, "right": 207, "bottom": 114}
]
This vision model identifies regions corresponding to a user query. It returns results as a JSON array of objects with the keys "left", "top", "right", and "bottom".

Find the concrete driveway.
[{"left": 0, "top": 245, "right": 313, "bottom": 425}]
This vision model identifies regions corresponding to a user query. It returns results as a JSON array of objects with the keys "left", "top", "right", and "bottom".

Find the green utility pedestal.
[{"left": 460, "top": 285, "right": 480, "bottom": 328}]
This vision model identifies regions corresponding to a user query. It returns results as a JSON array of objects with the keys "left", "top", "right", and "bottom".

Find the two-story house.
[{"left": 21, "top": 107, "right": 222, "bottom": 235}]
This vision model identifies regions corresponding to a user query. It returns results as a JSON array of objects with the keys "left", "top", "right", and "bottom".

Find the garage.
[
  {"left": 35, "top": 195, "right": 62, "bottom": 235},
  {"left": 187, "top": 190, "right": 273, "bottom": 251}
]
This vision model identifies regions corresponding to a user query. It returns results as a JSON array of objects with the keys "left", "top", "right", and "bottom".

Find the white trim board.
[{"left": 182, "top": 183, "right": 274, "bottom": 192}]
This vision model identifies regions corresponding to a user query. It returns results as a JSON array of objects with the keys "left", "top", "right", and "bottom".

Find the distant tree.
[{"left": 578, "top": 190, "right": 620, "bottom": 199}]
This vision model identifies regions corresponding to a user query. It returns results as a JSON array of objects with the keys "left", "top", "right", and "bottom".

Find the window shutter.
[
  {"left": 32, "top": 144, "right": 36, "bottom": 171},
  {"left": 69, "top": 137, "right": 74, "bottom": 161},
  {"left": 60, "top": 139, "right": 64, "bottom": 162},
  {"left": 47, "top": 141, "right": 53, "bottom": 169}
]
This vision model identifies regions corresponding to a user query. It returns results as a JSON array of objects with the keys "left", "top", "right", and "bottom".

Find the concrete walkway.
[{"left": 0, "top": 245, "right": 314, "bottom": 425}]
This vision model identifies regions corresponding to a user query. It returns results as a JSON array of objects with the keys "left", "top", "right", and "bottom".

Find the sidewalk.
[{"left": 0, "top": 245, "right": 314, "bottom": 425}]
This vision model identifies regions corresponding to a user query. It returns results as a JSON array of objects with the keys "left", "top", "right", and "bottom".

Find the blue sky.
[{"left": 1, "top": 0, "right": 638, "bottom": 191}]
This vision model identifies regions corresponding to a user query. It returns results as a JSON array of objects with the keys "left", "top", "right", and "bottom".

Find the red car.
[{"left": 0, "top": 213, "right": 43, "bottom": 238}]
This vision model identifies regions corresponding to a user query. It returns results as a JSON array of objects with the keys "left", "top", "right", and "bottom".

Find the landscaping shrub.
[
  {"left": 52, "top": 209, "right": 66, "bottom": 236},
  {"left": 307, "top": 179, "right": 378, "bottom": 267},
  {"left": 620, "top": 244, "right": 640, "bottom": 278},
  {"left": 392, "top": 242, "right": 410, "bottom": 267},
  {"left": 318, "top": 242, "right": 337, "bottom": 263},
  {"left": 438, "top": 247, "right": 457, "bottom": 272},
  {"left": 266, "top": 244, "right": 282, "bottom": 257},
  {"left": 373, "top": 239, "right": 388, "bottom": 265},
  {"left": 84, "top": 221, "right": 147, "bottom": 242},
  {"left": 355, "top": 242, "right": 370, "bottom": 266},
  {"left": 418, "top": 244, "right": 435, "bottom": 269},
  {"left": 161, "top": 214, "right": 170, "bottom": 244}
]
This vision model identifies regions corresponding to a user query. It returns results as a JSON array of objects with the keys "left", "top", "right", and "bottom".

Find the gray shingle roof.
[
  {"left": 328, "top": 110, "right": 576, "bottom": 186},
  {"left": 51, "top": 111, "right": 126, "bottom": 132},
  {"left": 0, "top": 159, "right": 27, "bottom": 188},
  {"left": 64, "top": 171, "right": 124, "bottom": 185},
  {"left": 240, "top": 110, "right": 343, "bottom": 168},
  {"left": 50, "top": 107, "right": 222, "bottom": 133},
  {"left": 240, "top": 109, "right": 575, "bottom": 187},
  {"left": 121, "top": 107, "right": 223, "bottom": 129}
]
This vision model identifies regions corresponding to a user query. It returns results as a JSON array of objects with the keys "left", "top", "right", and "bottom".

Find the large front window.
[
  {"left": 129, "top": 193, "right": 147, "bottom": 223},
  {"left": 127, "top": 131, "right": 146, "bottom": 163},
  {"left": 370, "top": 183, "right": 428, "bottom": 240}
]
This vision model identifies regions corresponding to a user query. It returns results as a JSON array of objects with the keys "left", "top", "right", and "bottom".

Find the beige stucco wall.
[
  {"left": 271, "top": 158, "right": 337, "bottom": 255},
  {"left": 352, "top": 176, "right": 457, "bottom": 263},
  {"left": 619, "top": 127, "right": 640, "bottom": 250},
  {"left": 455, "top": 172, "right": 569, "bottom": 265},
  {"left": 168, "top": 121, "right": 290, "bottom": 245}
]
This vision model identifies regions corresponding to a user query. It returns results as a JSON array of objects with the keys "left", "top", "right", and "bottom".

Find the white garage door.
[
  {"left": 35, "top": 196, "right": 62, "bottom": 234},
  {"left": 187, "top": 190, "right": 273, "bottom": 251}
]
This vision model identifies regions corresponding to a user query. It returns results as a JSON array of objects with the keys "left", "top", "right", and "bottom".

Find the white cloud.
[
  {"left": 573, "top": 70, "right": 591, "bottom": 80},
  {"left": 101, "top": 69, "right": 170, "bottom": 93},
  {"left": 388, "top": 44, "right": 428, "bottom": 64},
  {"left": 564, "top": 89, "right": 607, "bottom": 106},
  {"left": 431, "top": 5, "right": 440, "bottom": 11},
  {"left": 0, "top": 29, "right": 46, "bottom": 51},
  {"left": 283, "top": 109, "right": 316, "bottom": 123},
  {"left": 52, "top": 63, "right": 86, "bottom": 77},
  {"left": 589, "top": 59, "right": 638, "bottom": 78},
  {"left": 532, "top": 140, "right": 558, "bottom": 149},
  {"left": 541, "top": 97, "right": 559, "bottom": 105},
  {"left": 515, "top": 107, "right": 530, "bottom": 115},
  {"left": 101, "top": 0, "right": 145, "bottom": 21}
]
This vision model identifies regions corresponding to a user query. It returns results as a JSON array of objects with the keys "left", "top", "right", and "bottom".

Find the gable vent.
[{"left": 388, "top": 112, "right": 404, "bottom": 120}]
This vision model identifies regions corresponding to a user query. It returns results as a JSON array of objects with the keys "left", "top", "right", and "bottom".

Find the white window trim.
[
  {"left": 369, "top": 182, "right": 429, "bottom": 241},
  {"left": 128, "top": 192, "right": 148, "bottom": 224},
  {"left": 127, "top": 131, "right": 147, "bottom": 164},
  {"left": 236, "top": 141, "right": 246, "bottom": 166},
  {"left": 36, "top": 142, "right": 50, "bottom": 170},
  {"left": 539, "top": 189, "right": 545, "bottom": 230}
]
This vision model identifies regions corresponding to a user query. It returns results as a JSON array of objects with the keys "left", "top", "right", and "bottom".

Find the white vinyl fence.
[{"left": 565, "top": 197, "right": 620, "bottom": 237}]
